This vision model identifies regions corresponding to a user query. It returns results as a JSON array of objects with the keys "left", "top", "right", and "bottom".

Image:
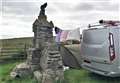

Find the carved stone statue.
[{"left": 39, "top": 2, "right": 47, "bottom": 16}]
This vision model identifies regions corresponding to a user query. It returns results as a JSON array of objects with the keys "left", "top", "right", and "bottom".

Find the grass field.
[
  {"left": 0, "top": 60, "right": 37, "bottom": 83},
  {"left": 0, "top": 60, "right": 120, "bottom": 83},
  {"left": 0, "top": 37, "right": 120, "bottom": 83},
  {"left": 65, "top": 69, "right": 120, "bottom": 83}
]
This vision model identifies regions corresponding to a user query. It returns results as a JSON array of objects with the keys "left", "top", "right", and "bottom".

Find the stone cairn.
[{"left": 10, "top": 3, "right": 64, "bottom": 83}]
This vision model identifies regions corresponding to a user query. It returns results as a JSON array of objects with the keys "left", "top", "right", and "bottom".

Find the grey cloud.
[
  {"left": 65, "top": 11, "right": 119, "bottom": 26},
  {"left": 75, "top": 2, "right": 119, "bottom": 12},
  {"left": 2, "top": 1, "right": 57, "bottom": 21},
  {"left": 65, "top": 13, "right": 99, "bottom": 22},
  {"left": 53, "top": 1, "right": 119, "bottom": 14},
  {"left": 52, "top": 2, "right": 73, "bottom": 12},
  {"left": 1, "top": 22, "right": 9, "bottom": 26},
  {"left": 2, "top": 14, "right": 35, "bottom": 26},
  {"left": 2, "top": 1, "right": 58, "bottom": 15},
  {"left": 2, "top": 1, "right": 38, "bottom": 25},
  {"left": 2, "top": 1, "right": 39, "bottom": 15},
  {"left": 91, "top": 0, "right": 111, "bottom": 2},
  {"left": 46, "top": 7, "right": 57, "bottom": 14},
  {"left": 94, "top": 3, "right": 119, "bottom": 11},
  {"left": 53, "top": 2, "right": 95, "bottom": 13},
  {"left": 75, "top": 3, "right": 94, "bottom": 11}
]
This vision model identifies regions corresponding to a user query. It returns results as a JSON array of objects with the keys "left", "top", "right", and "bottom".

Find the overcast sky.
[{"left": 0, "top": 0, "right": 120, "bottom": 39}]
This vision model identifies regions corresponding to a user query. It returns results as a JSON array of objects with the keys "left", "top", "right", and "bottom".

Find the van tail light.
[{"left": 109, "top": 33, "right": 115, "bottom": 61}]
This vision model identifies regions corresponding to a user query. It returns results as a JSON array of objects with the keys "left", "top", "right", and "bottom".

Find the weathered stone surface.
[
  {"left": 34, "top": 71, "right": 42, "bottom": 82},
  {"left": 41, "top": 69, "right": 64, "bottom": 83},
  {"left": 10, "top": 63, "right": 32, "bottom": 78},
  {"left": 42, "top": 72, "right": 53, "bottom": 83},
  {"left": 31, "top": 3, "right": 64, "bottom": 81},
  {"left": 10, "top": 2, "right": 64, "bottom": 83}
]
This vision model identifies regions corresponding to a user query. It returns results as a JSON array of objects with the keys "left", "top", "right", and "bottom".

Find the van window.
[{"left": 83, "top": 29, "right": 108, "bottom": 44}]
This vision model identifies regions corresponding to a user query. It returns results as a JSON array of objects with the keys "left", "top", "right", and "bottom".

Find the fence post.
[{"left": 24, "top": 43, "right": 27, "bottom": 59}]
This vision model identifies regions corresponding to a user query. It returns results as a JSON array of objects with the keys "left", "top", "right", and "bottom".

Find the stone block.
[
  {"left": 10, "top": 63, "right": 32, "bottom": 78},
  {"left": 34, "top": 70, "right": 42, "bottom": 82}
]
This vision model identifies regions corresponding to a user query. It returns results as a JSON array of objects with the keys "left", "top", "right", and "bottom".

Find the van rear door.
[{"left": 81, "top": 28, "right": 111, "bottom": 63}]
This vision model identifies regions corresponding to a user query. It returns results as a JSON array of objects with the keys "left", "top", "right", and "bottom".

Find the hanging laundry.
[
  {"left": 60, "top": 30, "right": 69, "bottom": 42},
  {"left": 66, "top": 28, "right": 80, "bottom": 41},
  {"left": 55, "top": 30, "right": 62, "bottom": 43}
]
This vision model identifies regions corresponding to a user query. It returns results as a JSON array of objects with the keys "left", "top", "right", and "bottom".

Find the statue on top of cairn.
[
  {"left": 32, "top": 2, "right": 64, "bottom": 83},
  {"left": 10, "top": 2, "right": 64, "bottom": 83}
]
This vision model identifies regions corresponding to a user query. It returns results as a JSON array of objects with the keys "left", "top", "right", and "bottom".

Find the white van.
[{"left": 81, "top": 20, "right": 120, "bottom": 77}]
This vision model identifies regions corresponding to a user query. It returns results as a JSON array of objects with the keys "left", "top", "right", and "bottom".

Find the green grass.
[
  {"left": 0, "top": 37, "right": 37, "bottom": 83},
  {"left": 64, "top": 69, "right": 120, "bottom": 83},
  {"left": 1, "top": 60, "right": 120, "bottom": 83},
  {"left": 0, "top": 60, "right": 37, "bottom": 83}
]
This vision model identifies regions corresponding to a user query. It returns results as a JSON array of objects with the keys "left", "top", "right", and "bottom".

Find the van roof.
[{"left": 88, "top": 20, "right": 120, "bottom": 28}]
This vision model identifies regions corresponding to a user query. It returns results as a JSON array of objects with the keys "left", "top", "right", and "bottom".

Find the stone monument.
[{"left": 10, "top": 2, "right": 64, "bottom": 83}]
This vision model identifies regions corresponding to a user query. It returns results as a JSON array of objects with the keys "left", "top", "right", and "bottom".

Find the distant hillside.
[
  {"left": 0, "top": 37, "right": 33, "bottom": 48},
  {"left": 0, "top": 36, "right": 56, "bottom": 57}
]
